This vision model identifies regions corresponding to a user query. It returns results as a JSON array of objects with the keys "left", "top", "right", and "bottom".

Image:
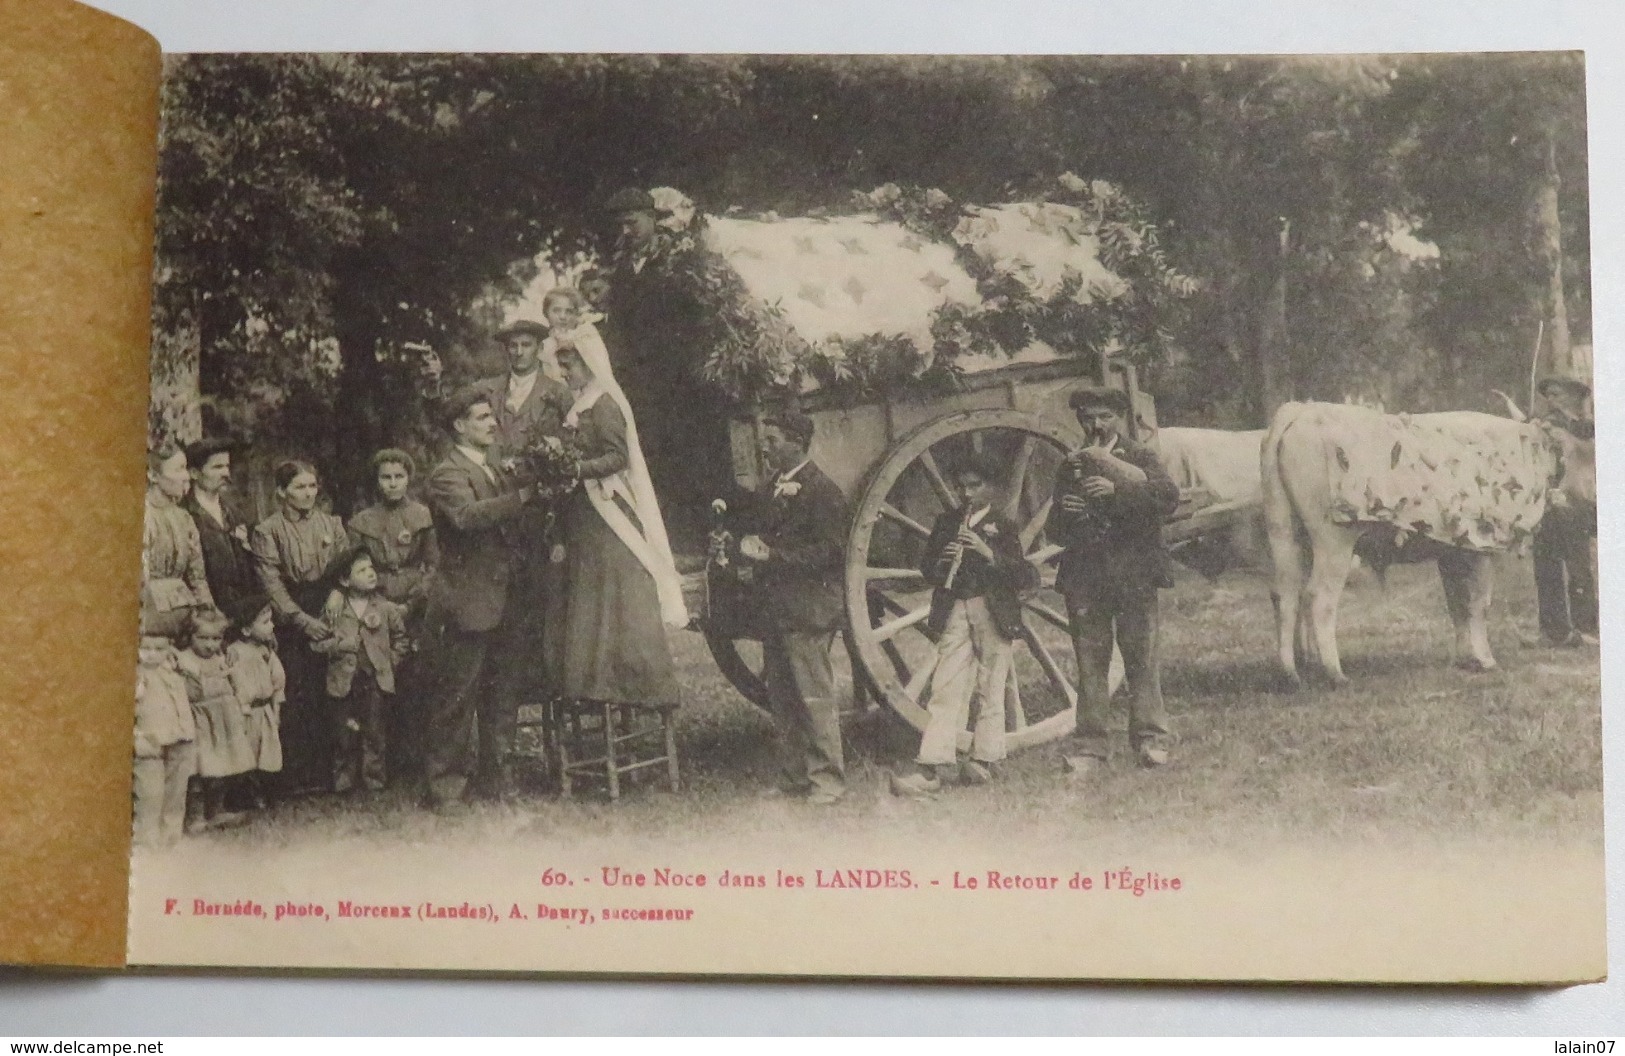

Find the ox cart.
[
  {"left": 614, "top": 181, "right": 1247, "bottom": 754},
  {"left": 700, "top": 354, "right": 1189, "bottom": 751}
]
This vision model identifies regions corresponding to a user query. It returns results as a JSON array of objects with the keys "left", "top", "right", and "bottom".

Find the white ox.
[
  {"left": 1262, "top": 401, "right": 1591, "bottom": 686},
  {"left": 1156, "top": 427, "right": 1269, "bottom": 578}
]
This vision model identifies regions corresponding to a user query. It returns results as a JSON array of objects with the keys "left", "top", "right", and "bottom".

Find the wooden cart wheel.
[
  {"left": 845, "top": 408, "right": 1087, "bottom": 751},
  {"left": 703, "top": 629, "right": 867, "bottom": 716},
  {"left": 704, "top": 631, "right": 772, "bottom": 710}
]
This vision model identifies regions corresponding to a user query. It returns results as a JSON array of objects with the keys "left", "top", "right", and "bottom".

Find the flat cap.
[
  {"left": 1068, "top": 385, "right": 1130, "bottom": 415},
  {"left": 494, "top": 319, "right": 549, "bottom": 342},
  {"left": 604, "top": 187, "right": 656, "bottom": 213},
  {"left": 184, "top": 436, "right": 239, "bottom": 466},
  {"left": 1537, "top": 375, "right": 1591, "bottom": 400}
]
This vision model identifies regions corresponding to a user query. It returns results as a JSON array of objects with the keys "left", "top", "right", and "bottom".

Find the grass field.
[{"left": 194, "top": 553, "right": 1603, "bottom": 858}]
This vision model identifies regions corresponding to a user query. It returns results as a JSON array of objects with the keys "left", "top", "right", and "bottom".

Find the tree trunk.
[
  {"left": 1257, "top": 218, "right": 1293, "bottom": 423},
  {"left": 1537, "top": 132, "right": 1572, "bottom": 376},
  {"left": 331, "top": 294, "right": 385, "bottom": 519}
]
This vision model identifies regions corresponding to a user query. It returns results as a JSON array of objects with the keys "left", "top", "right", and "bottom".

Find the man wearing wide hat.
[
  {"left": 1533, "top": 374, "right": 1598, "bottom": 647},
  {"left": 475, "top": 319, "right": 571, "bottom": 461},
  {"left": 1045, "top": 385, "right": 1181, "bottom": 774}
]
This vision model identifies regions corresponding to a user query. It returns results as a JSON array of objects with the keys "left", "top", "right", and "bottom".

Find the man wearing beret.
[
  {"left": 596, "top": 185, "right": 738, "bottom": 545},
  {"left": 738, "top": 410, "right": 850, "bottom": 805},
  {"left": 1045, "top": 385, "right": 1181, "bottom": 773},
  {"left": 1533, "top": 375, "right": 1598, "bottom": 647}
]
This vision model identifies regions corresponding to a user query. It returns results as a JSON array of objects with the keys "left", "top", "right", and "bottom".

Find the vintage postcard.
[{"left": 123, "top": 51, "right": 1603, "bottom": 980}]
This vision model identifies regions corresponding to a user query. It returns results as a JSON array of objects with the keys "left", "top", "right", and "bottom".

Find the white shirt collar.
[
  {"left": 777, "top": 458, "right": 811, "bottom": 484},
  {"left": 455, "top": 443, "right": 490, "bottom": 468},
  {"left": 507, "top": 369, "right": 539, "bottom": 408},
  {"left": 967, "top": 504, "right": 991, "bottom": 528},
  {"left": 194, "top": 490, "right": 225, "bottom": 525}
]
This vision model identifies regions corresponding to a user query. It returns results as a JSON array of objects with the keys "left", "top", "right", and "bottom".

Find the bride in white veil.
[
  {"left": 540, "top": 285, "right": 687, "bottom": 712},
  {"left": 542, "top": 287, "right": 688, "bottom": 628}
]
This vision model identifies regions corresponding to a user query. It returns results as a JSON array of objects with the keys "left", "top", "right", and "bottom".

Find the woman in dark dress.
[
  {"left": 543, "top": 327, "right": 685, "bottom": 710},
  {"left": 250, "top": 459, "right": 350, "bottom": 795}
]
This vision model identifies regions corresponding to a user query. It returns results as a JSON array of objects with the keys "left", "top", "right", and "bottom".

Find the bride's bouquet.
[{"left": 507, "top": 433, "right": 586, "bottom": 501}]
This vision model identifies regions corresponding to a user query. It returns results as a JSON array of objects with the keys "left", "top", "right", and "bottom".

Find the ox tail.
[{"left": 1262, "top": 402, "right": 1310, "bottom": 686}]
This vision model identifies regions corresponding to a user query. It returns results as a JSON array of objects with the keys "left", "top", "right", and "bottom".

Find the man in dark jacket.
[
  {"left": 474, "top": 319, "right": 572, "bottom": 462},
  {"left": 1533, "top": 375, "right": 1598, "bottom": 647},
  {"left": 418, "top": 387, "right": 538, "bottom": 808},
  {"left": 596, "top": 186, "right": 736, "bottom": 545},
  {"left": 891, "top": 453, "right": 1032, "bottom": 799},
  {"left": 1046, "top": 386, "right": 1181, "bottom": 772},
  {"left": 739, "top": 411, "right": 850, "bottom": 805},
  {"left": 183, "top": 438, "right": 258, "bottom": 621}
]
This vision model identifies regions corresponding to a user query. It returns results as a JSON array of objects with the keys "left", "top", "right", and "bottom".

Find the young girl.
[
  {"left": 177, "top": 607, "right": 254, "bottom": 830},
  {"left": 228, "top": 595, "right": 285, "bottom": 811},
  {"left": 133, "top": 634, "right": 196, "bottom": 847},
  {"left": 539, "top": 285, "right": 605, "bottom": 384},
  {"left": 345, "top": 449, "right": 436, "bottom": 786}
]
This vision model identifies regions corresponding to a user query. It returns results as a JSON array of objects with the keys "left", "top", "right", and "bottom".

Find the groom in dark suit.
[
  {"left": 419, "top": 386, "right": 538, "bottom": 808},
  {"left": 739, "top": 411, "right": 850, "bottom": 805}
]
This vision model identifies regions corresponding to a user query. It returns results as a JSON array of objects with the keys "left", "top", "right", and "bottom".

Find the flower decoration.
[
  {"left": 651, "top": 186, "right": 697, "bottom": 231},
  {"left": 773, "top": 479, "right": 803, "bottom": 499},
  {"left": 362, "top": 610, "right": 382, "bottom": 630},
  {"left": 512, "top": 432, "right": 586, "bottom": 501}
]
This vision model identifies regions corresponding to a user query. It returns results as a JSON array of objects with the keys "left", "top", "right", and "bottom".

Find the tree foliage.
[{"left": 150, "top": 51, "right": 1590, "bottom": 507}]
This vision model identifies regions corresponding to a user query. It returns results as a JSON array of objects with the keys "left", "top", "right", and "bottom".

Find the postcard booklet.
[{"left": 0, "top": 0, "right": 1606, "bottom": 982}]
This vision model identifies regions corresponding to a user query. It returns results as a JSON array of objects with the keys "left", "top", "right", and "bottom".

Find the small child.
[
  {"left": 346, "top": 449, "right": 437, "bottom": 786},
  {"left": 227, "top": 594, "right": 285, "bottom": 811},
  {"left": 177, "top": 607, "right": 255, "bottom": 830},
  {"left": 133, "top": 634, "right": 197, "bottom": 847},
  {"left": 312, "top": 549, "right": 409, "bottom": 793},
  {"left": 890, "top": 453, "right": 1032, "bottom": 800},
  {"left": 540, "top": 284, "right": 606, "bottom": 383}
]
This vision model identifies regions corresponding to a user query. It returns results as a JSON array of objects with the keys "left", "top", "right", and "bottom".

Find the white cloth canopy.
[{"left": 700, "top": 201, "right": 1127, "bottom": 388}]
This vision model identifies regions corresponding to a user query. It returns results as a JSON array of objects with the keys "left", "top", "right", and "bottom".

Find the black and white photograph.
[{"left": 128, "top": 49, "right": 1604, "bottom": 981}]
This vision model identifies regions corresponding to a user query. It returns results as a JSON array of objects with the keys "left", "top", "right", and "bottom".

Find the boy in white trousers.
[{"left": 891, "top": 453, "right": 1032, "bottom": 799}]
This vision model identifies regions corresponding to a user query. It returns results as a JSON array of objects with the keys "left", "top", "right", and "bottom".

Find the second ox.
[{"left": 1261, "top": 400, "right": 1592, "bottom": 686}]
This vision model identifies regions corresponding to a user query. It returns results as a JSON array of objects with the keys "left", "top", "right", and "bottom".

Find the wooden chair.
[{"left": 546, "top": 698, "right": 680, "bottom": 801}]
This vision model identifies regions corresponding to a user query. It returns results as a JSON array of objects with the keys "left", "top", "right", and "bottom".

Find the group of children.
[
  {"left": 133, "top": 597, "right": 287, "bottom": 846},
  {"left": 134, "top": 446, "right": 426, "bottom": 848}
]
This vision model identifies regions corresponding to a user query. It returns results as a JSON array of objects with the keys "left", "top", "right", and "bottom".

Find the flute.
[{"left": 942, "top": 506, "right": 974, "bottom": 590}]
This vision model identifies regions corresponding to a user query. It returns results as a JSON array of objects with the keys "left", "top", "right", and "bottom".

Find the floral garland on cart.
[{"left": 617, "top": 176, "right": 1199, "bottom": 406}]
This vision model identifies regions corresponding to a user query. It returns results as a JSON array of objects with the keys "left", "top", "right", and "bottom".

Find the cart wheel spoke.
[
  {"left": 865, "top": 566, "right": 925, "bottom": 582},
  {"left": 880, "top": 639, "right": 912, "bottom": 684},
  {"left": 1020, "top": 497, "right": 1054, "bottom": 550},
  {"left": 1019, "top": 620, "right": 1078, "bottom": 708},
  {"left": 1022, "top": 596, "right": 1071, "bottom": 634},
  {"left": 1003, "top": 436, "right": 1036, "bottom": 521},
  {"left": 879, "top": 503, "right": 932, "bottom": 539},
  {"left": 905, "top": 650, "right": 940, "bottom": 701},
  {"left": 1005, "top": 660, "right": 1028, "bottom": 731},
  {"left": 917, "top": 448, "right": 958, "bottom": 509},
  {"left": 873, "top": 603, "right": 932, "bottom": 642},
  {"left": 1026, "top": 540, "right": 1064, "bottom": 567}
]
